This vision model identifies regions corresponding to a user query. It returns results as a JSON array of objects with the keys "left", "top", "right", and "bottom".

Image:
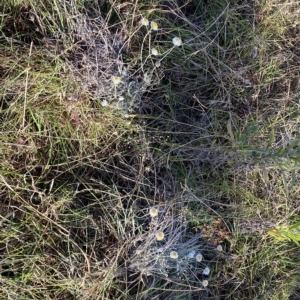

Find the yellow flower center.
[
  {"left": 112, "top": 76, "right": 120, "bottom": 84},
  {"left": 202, "top": 280, "right": 208, "bottom": 287},
  {"left": 142, "top": 18, "right": 149, "bottom": 26},
  {"left": 217, "top": 245, "right": 223, "bottom": 252},
  {"left": 196, "top": 254, "right": 203, "bottom": 262},
  {"left": 150, "top": 208, "right": 158, "bottom": 216},
  {"left": 156, "top": 232, "right": 164, "bottom": 240},
  {"left": 151, "top": 22, "right": 158, "bottom": 30},
  {"left": 170, "top": 251, "right": 178, "bottom": 259}
]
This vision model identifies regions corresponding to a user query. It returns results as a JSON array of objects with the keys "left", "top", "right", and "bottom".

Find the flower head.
[
  {"left": 188, "top": 250, "right": 196, "bottom": 258},
  {"left": 156, "top": 232, "right": 164, "bottom": 241},
  {"left": 149, "top": 207, "right": 158, "bottom": 217},
  {"left": 112, "top": 76, "right": 121, "bottom": 85},
  {"left": 202, "top": 266, "right": 210, "bottom": 275},
  {"left": 172, "top": 36, "right": 182, "bottom": 46},
  {"left": 170, "top": 251, "right": 178, "bottom": 259},
  {"left": 196, "top": 253, "right": 203, "bottom": 262},
  {"left": 216, "top": 245, "right": 223, "bottom": 252},
  {"left": 150, "top": 21, "right": 158, "bottom": 31},
  {"left": 151, "top": 48, "right": 159, "bottom": 56},
  {"left": 141, "top": 17, "right": 149, "bottom": 26},
  {"left": 101, "top": 100, "right": 108, "bottom": 107},
  {"left": 202, "top": 280, "right": 209, "bottom": 287}
]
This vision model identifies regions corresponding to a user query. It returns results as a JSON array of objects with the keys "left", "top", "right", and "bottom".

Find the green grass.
[{"left": 1, "top": 0, "right": 300, "bottom": 299}]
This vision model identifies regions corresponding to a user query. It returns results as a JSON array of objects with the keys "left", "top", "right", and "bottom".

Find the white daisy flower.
[
  {"left": 202, "top": 280, "right": 209, "bottom": 287},
  {"left": 151, "top": 48, "right": 159, "bottom": 56},
  {"left": 156, "top": 232, "right": 164, "bottom": 241},
  {"left": 202, "top": 266, "right": 210, "bottom": 275},
  {"left": 172, "top": 36, "right": 182, "bottom": 46},
  {"left": 196, "top": 253, "right": 203, "bottom": 262},
  {"left": 149, "top": 207, "right": 158, "bottom": 217},
  {"left": 150, "top": 21, "right": 158, "bottom": 31},
  {"left": 216, "top": 245, "right": 223, "bottom": 252},
  {"left": 141, "top": 17, "right": 149, "bottom": 26},
  {"left": 112, "top": 76, "right": 121, "bottom": 85},
  {"left": 170, "top": 251, "right": 178, "bottom": 259}
]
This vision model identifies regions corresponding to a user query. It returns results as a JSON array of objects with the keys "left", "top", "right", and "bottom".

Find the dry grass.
[{"left": 1, "top": 0, "right": 300, "bottom": 299}]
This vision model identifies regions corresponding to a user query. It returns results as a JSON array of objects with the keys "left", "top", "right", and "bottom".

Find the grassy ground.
[{"left": 1, "top": 0, "right": 300, "bottom": 299}]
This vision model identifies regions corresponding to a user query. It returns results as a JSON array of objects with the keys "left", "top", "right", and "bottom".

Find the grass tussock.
[{"left": 1, "top": 0, "right": 300, "bottom": 299}]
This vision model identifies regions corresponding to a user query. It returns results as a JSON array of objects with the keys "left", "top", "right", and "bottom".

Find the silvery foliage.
[
  {"left": 56, "top": 0, "right": 158, "bottom": 113},
  {"left": 128, "top": 206, "right": 212, "bottom": 286}
]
